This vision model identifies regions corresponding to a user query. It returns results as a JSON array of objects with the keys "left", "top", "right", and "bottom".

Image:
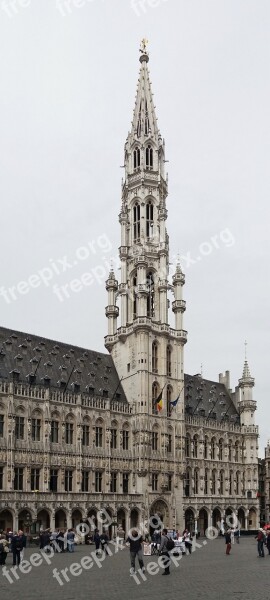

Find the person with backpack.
[
  {"left": 126, "top": 528, "right": 145, "bottom": 575},
  {"left": 159, "top": 528, "right": 172, "bottom": 575},
  {"left": 11, "top": 531, "right": 24, "bottom": 566},
  {"left": 256, "top": 528, "right": 265, "bottom": 557}
]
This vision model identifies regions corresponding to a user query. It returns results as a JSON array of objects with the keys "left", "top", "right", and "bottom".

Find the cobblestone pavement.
[{"left": 1, "top": 536, "right": 269, "bottom": 600}]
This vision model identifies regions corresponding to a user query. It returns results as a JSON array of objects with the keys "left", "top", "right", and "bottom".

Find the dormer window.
[
  {"left": 146, "top": 145, "right": 153, "bottom": 169},
  {"left": 133, "top": 147, "right": 140, "bottom": 170}
]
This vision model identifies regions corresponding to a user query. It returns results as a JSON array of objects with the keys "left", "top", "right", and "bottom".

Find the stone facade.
[{"left": 0, "top": 45, "right": 260, "bottom": 536}]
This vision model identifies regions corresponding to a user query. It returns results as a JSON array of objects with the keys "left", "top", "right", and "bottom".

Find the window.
[
  {"left": 133, "top": 202, "right": 140, "bottom": 242},
  {"left": 50, "top": 469, "right": 58, "bottom": 492},
  {"left": 51, "top": 420, "right": 59, "bottom": 443},
  {"left": 14, "top": 467, "right": 24, "bottom": 491},
  {"left": 0, "top": 466, "right": 3, "bottom": 489},
  {"left": 110, "top": 472, "right": 117, "bottom": 493},
  {"left": 152, "top": 342, "right": 158, "bottom": 373},
  {"left": 219, "top": 439, "right": 223, "bottom": 461},
  {"left": 212, "top": 471, "right": 216, "bottom": 495},
  {"left": 147, "top": 272, "right": 155, "bottom": 317},
  {"left": 123, "top": 473, "right": 129, "bottom": 493},
  {"left": 132, "top": 274, "right": 137, "bottom": 318},
  {"left": 185, "top": 435, "right": 190, "bottom": 457},
  {"left": 168, "top": 474, "right": 173, "bottom": 492},
  {"left": 185, "top": 471, "right": 190, "bottom": 497},
  {"left": 0, "top": 415, "right": 4, "bottom": 437},
  {"left": 193, "top": 436, "right": 198, "bottom": 458},
  {"left": 229, "top": 471, "right": 233, "bottom": 495},
  {"left": 152, "top": 473, "right": 158, "bottom": 491},
  {"left": 152, "top": 382, "right": 159, "bottom": 415},
  {"left": 152, "top": 431, "right": 158, "bottom": 451},
  {"left": 220, "top": 471, "right": 224, "bottom": 495},
  {"left": 167, "top": 433, "right": 172, "bottom": 453},
  {"left": 167, "top": 386, "right": 172, "bottom": 417},
  {"left": 31, "top": 418, "right": 41, "bottom": 442},
  {"left": 82, "top": 424, "right": 90, "bottom": 447},
  {"left": 210, "top": 438, "right": 216, "bottom": 460},
  {"left": 145, "top": 144, "right": 153, "bottom": 169},
  {"left": 194, "top": 469, "right": 199, "bottom": 494},
  {"left": 15, "top": 416, "right": 24, "bottom": 440},
  {"left": 235, "top": 443, "right": 239, "bottom": 462},
  {"left": 146, "top": 201, "right": 154, "bottom": 238},
  {"left": 82, "top": 471, "right": 89, "bottom": 492},
  {"left": 65, "top": 470, "right": 73, "bottom": 492},
  {"left": 65, "top": 423, "right": 74, "bottom": 445},
  {"left": 204, "top": 438, "right": 208, "bottom": 459},
  {"left": 95, "top": 426, "right": 103, "bottom": 447},
  {"left": 31, "top": 468, "right": 40, "bottom": 491},
  {"left": 95, "top": 471, "right": 102, "bottom": 493},
  {"left": 236, "top": 472, "right": 240, "bottom": 495},
  {"left": 123, "top": 430, "right": 129, "bottom": 450},
  {"left": 133, "top": 147, "right": 140, "bottom": 169},
  {"left": 111, "top": 428, "right": 117, "bottom": 449},
  {"left": 166, "top": 346, "right": 172, "bottom": 377},
  {"left": 228, "top": 441, "right": 232, "bottom": 462},
  {"left": 204, "top": 470, "right": 208, "bottom": 495}
]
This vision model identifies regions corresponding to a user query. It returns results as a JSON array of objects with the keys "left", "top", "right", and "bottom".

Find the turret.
[
  {"left": 238, "top": 357, "right": 256, "bottom": 426},
  {"left": 172, "top": 262, "right": 186, "bottom": 331},
  {"left": 105, "top": 269, "right": 119, "bottom": 338}
]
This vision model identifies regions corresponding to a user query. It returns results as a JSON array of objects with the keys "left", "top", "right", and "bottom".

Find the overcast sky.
[{"left": 0, "top": 0, "right": 269, "bottom": 455}]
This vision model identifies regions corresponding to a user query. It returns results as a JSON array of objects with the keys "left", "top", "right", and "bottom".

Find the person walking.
[
  {"left": 159, "top": 528, "right": 171, "bottom": 575},
  {"left": 0, "top": 535, "right": 9, "bottom": 566},
  {"left": 126, "top": 528, "right": 145, "bottom": 575},
  {"left": 225, "top": 529, "right": 232, "bottom": 555},
  {"left": 11, "top": 531, "right": 24, "bottom": 566},
  {"left": 256, "top": 528, "right": 265, "bottom": 557},
  {"left": 67, "top": 529, "right": 75, "bottom": 552},
  {"left": 94, "top": 529, "right": 101, "bottom": 552},
  {"left": 100, "top": 530, "right": 109, "bottom": 555},
  {"left": 183, "top": 529, "right": 192, "bottom": 554},
  {"left": 266, "top": 531, "right": 270, "bottom": 555}
]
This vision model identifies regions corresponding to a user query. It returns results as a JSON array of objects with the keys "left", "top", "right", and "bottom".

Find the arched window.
[
  {"left": 166, "top": 346, "right": 172, "bottom": 377},
  {"left": 228, "top": 440, "right": 232, "bottom": 462},
  {"left": 185, "top": 434, "right": 190, "bottom": 458},
  {"left": 212, "top": 470, "right": 216, "bottom": 495},
  {"left": 235, "top": 442, "right": 239, "bottom": 462},
  {"left": 220, "top": 470, "right": 224, "bottom": 495},
  {"left": 229, "top": 470, "right": 234, "bottom": 495},
  {"left": 152, "top": 382, "right": 160, "bottom": 414},
  {"left": 193, "top": 435, "right": 198, "bottom": 458},
  {"left": 185, "top": 469, "right": 191, "bottom": 497},
  {"left": 133, "top": 147, "right": 140, "bottom": 170},
  {"left": 151, "top": 426, "right": 159, "bottom": 451},
  {"left": 133, "top": 202, "right": 140, "bottom": 243},
  {"left": 204, "top": 469, "right": 209, "bottom": 495},
  {"left": 236, "top": 471, "right": 240, "bottom": 495},
  {"left": 152, "top": 341, "right": 158, "bottom": 373},
  {"left": 166, "top": 386, "right": 172, "bottom": 417},
  {"left": 145, "top": 144, "right": 153, "bottom": 169},
  {"left": 219, "top": 439, "right": 223, "bottom": 461},
  {"left": 204, "top": 437, "right": 208, "bottom": 459},
  {"left": 146, "top": 201, "right": 154, "bottom": 239},
  {"left": 146, "top": 271, "right": 155, "bottom": 317},
  {"left": 132, "top": 274, "right": 137, "bottom": 319},
  {"left": 194, "top": 469, "right": 199, "bottom": 495},
  {"left": 210, "top": 438, "right": 216, "bottom": 460}
]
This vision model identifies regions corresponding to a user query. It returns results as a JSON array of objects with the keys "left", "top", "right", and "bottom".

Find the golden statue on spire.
[{"left": 140, "top": 38, "right": 149, "bottom": 55}]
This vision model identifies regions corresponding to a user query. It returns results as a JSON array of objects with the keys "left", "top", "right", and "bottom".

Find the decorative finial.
[
  {"left": 244, "top": 339, "right": 247, "bottom": 360},
  {"left": 201, "top": 363, "right": 203, "bottom": 377},
  {"left": 139, "top": 38, "right": 149, "bottom": 63}
]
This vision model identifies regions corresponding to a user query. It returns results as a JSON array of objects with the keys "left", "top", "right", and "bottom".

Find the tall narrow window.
[
  {"left": 110, "top": 472, "right": 117, "bottom": 493},
  {"left": 147, "top": 272, "right": 155, "bottom": 317},
  {"left": 212, "top": 470, "right": 216, "bottom": 495},
  {"left": 31, "top": 468, "right": 40, "bottom": 491},
  {"left": 193, "top": 436, "right": 198, "bottom": 458},
  {"left": 146, "top": 201, "right": 154, "bottom": 239},
  {"left": 167, "top": 386, "right": 172, "bottom": 417},
  {"left": 65, "top": 422, "right": 74, "bottom": 445},
  {"left": 95, "top": 426, "right": 103, "bottom": 448},
  {"left": 210, "top": 438, "right": 216, "bottom": 460},
  {"left": 50, "top": 469, "right": 58, "bottom": 492},
  {"left": 51, "top": 421, "right": 59, "bottom": 443},
  {"left": 166, "top": 346, "right": 172, "bottom": 377},
  {"left": 219, "top": 439, "right": 223, "bottom": 461},
  {"left": 152, "top": 382, "right": 159, "bottom": 414},
  {"left": 82, "top": 424, "right": 90, "bottom": 447},
  {"left": 236, "top": 471, "right": 240, "bottom": 495},
  {"left": 152, "top": 473, "right": 158, "bottom": 491},
  {"left": 133, "top": 203, "right": 140, "bottom": 242},
  {"left": 14, "top": 467, "right": 24, "bottom": 491},
  {"left": 235, "top": 442, "right": 239, "bottom": 462},
  {"left": 146, "top": 144, "right": 153, "bottom": 169},
  {"left": 111, "top": 428, "right": 117, "bottom": 449},
  {"left": 123, "top": 473, "right": 129, "bottom": 493},
  {"left": 228, "top": 441, "right": 232, "bottom": 462},
  {"left": 185, "top": 470, "right": 190, "bottom": 497},
  {"left": 168, "top": 474, "right": 172, "bottom": 492},
  {"left": 194, "top": 469, "right": 199, "bottom": 494},
  {"left": 220, "top": 471, "right": 224, "bottom": 495},
  {"left": 185, "top": 435, "right": 191, "bottom": 457},
  {"left": 132, "top": 274, "right": 137, "bottom": 319},
  {"left": 95, "top": 472, "right": 102, "bottom": 493},
  {"left": 0, "top": 466, "right": 3, "bottom": 490},
  {"left": 123, "top": 429, "right": 129, "bottom": 450},
  {"left": 133, "top": 147, "right": 140, "bottom": 169},
  {"left": 167, "top": 433, "right": 172, "bottom": 453},
  {"left": 229, "top": 471, "right": 233, "bottom": 495},
  {"left": 152, "top": 431, "right": 158, "bottom": 451},
  {"left": 15, "top": 416, "right": 24, "bottom": 440},
  {"left": 65, "top": 470, "right": 73, "bottom": 492},
  {"left": 31, "top": 418, "right": 41, "bottom": 442},
  {"left": 152, "top": 341, "right": 158, "bottom": 373},
  {"left": 82, "top": 471, "right": 89, "bottom": 492},
  {"left": 204, "top": 469, "right": 208, "bottom": 495},
  {"left": 0, "top": 415, "right": 4, "bottom": 437},
  {"left": 204, "top": 437, "right": 208, "bottom": 459}
]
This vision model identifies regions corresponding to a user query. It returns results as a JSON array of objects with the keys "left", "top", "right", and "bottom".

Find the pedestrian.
[
  {"left": 225, "top": 529, "right": 232, "bottom": 555},
  {"left": 126, "top": 528, "right": 145, "bottom": 575},
  {"left": 183, "top": 529, "right": 192, "bottom": 554},
  {"left": 19, "top": 530, "right": 27, "bottom": 560},
  {"left": 94, "top": 529, "right": 100, "bottom": 551},
  {"left": 0, "top": 534, "right": 9, "bottom": 565},
  {"left": 11, "top": 531, "right": 24, "bottom": 566},
  {"left": 256, "top": 528, "right": 265, "bottom": 557},
  {"left": 100, "top": 530, "right": 109, "bottom": 555},
  {"left": 159, "top": 528, "right": 171, "bottom": 575},
  {"left": 266, "top": 531, "right": 270, "bottom": 555},
  {"left": 235, "top": 528, "right": 240, "bottom": 544},
  {"left": 67, "top": 529, "right": 75, "bottom": 552}
]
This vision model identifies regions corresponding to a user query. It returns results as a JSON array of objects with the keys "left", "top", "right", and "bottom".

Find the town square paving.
[{"left": 1, "top": 537, "right": 269, "bottom": 600}]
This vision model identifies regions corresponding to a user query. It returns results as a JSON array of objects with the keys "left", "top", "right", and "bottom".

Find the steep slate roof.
[
  {"left": 0, "top": 326, "right": 126, "bottom": 403},
  {"left": 0, "top": 326, "right": 239, "bottom": 423},
  {"left": 184, "top": 373, "right": 240, "bottom": 425}
]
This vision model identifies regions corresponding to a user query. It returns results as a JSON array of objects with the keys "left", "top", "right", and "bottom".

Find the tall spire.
[
  {"left": 130, "top": 40, "right": 160, "bottom": 144},
  {"left": 241, "top": 340, "right": 253, "bottom": 380}
]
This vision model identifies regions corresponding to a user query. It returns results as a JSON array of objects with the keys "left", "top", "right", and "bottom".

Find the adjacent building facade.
[{"left": 0, "top": 44, "right": 260, "bottom": 536}]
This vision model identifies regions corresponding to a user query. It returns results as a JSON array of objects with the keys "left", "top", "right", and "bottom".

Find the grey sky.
[{"left": 0, "top": 0, "right": 269, "bottom": 454}]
